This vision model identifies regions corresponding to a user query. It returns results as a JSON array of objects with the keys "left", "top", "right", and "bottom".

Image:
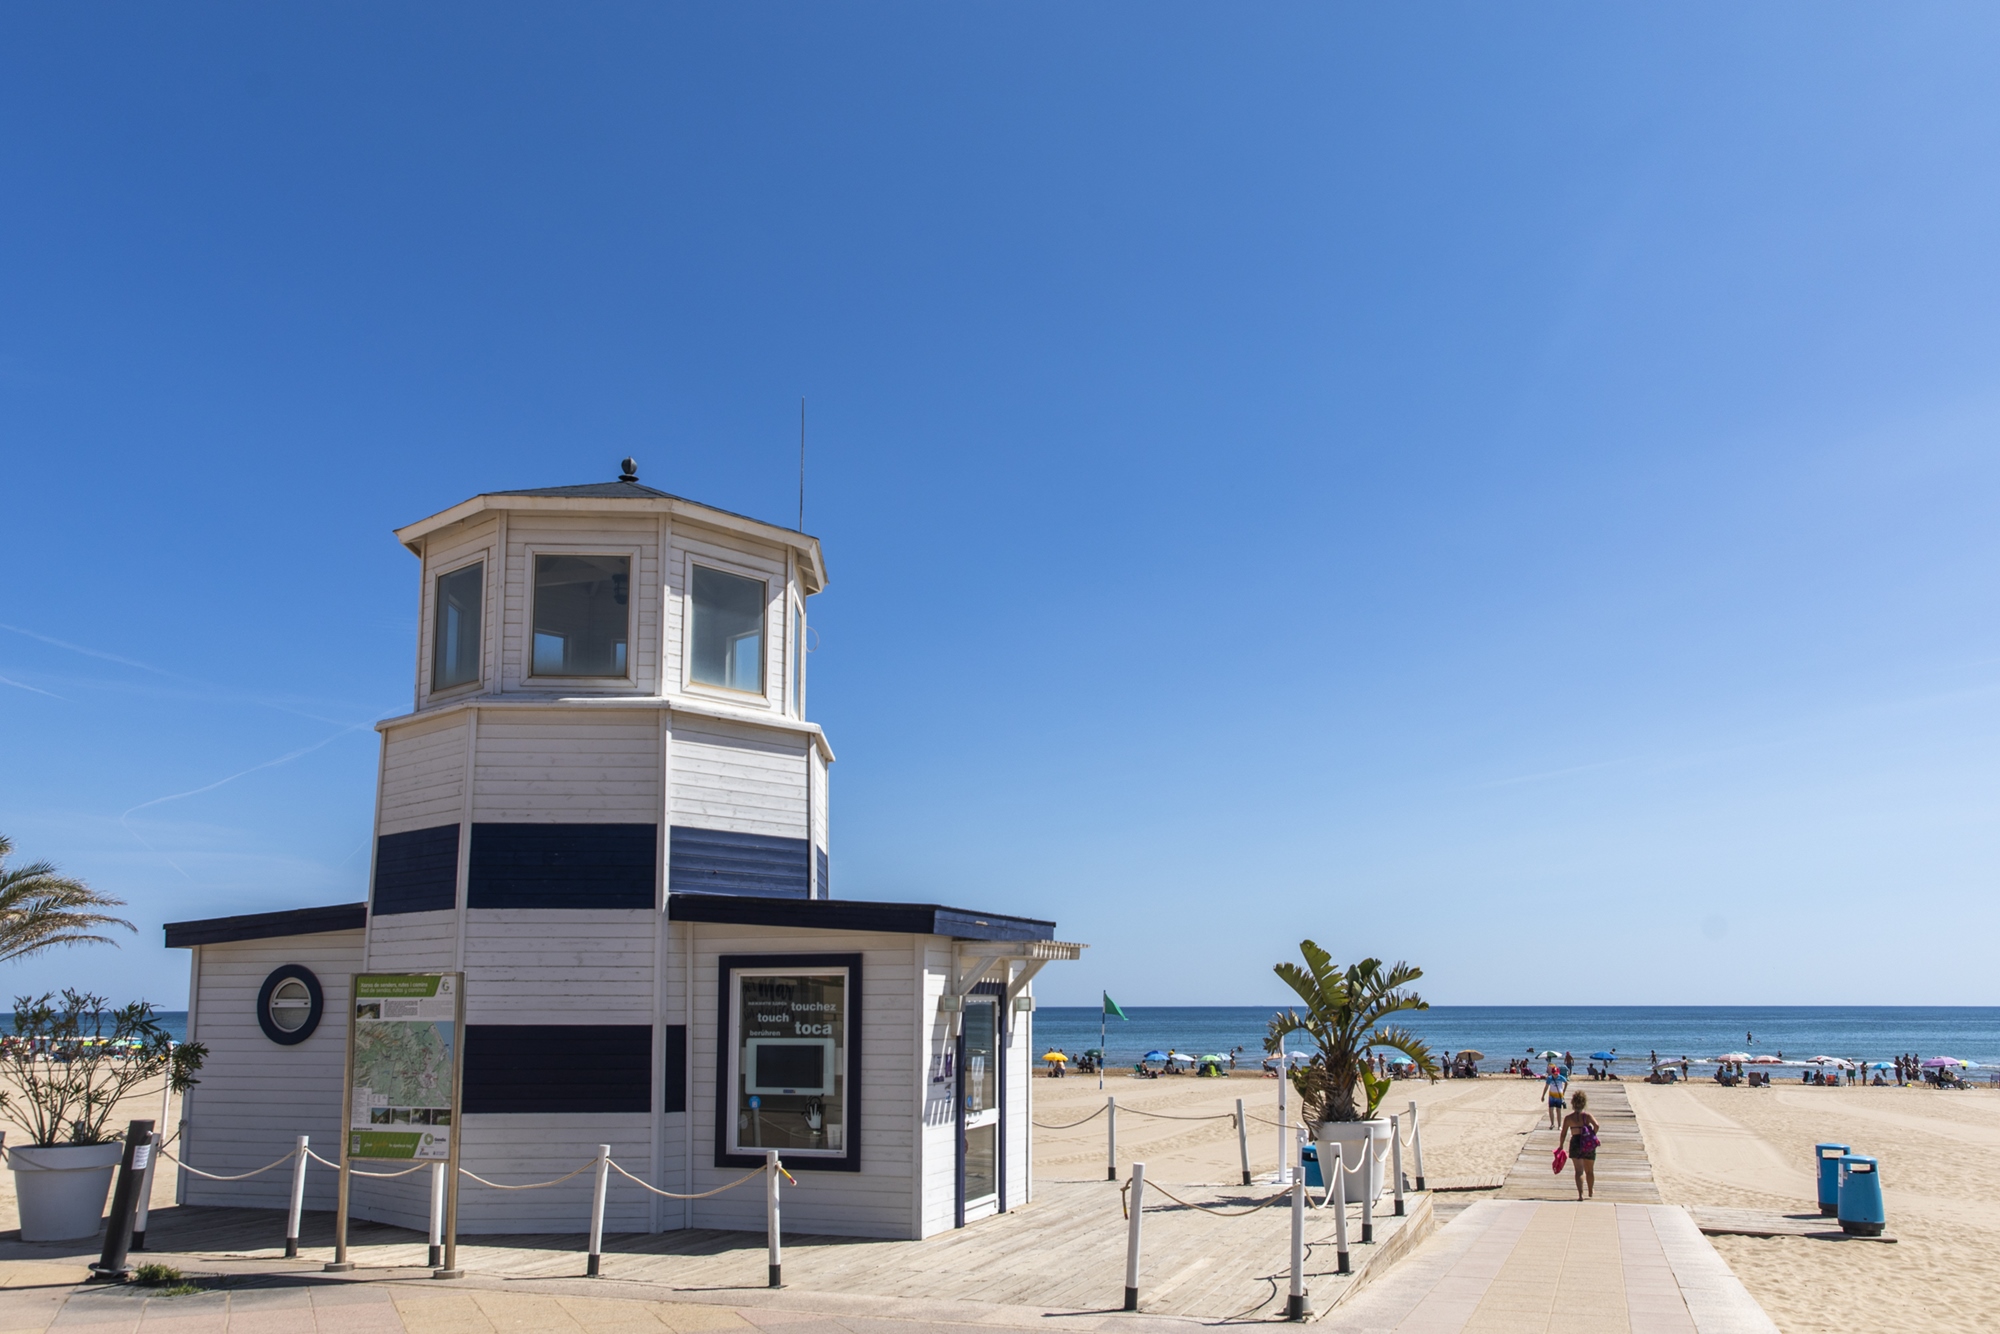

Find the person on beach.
[
  {"left": 1561, "top": 1090, "right": 1600, "bottom": 1200},
  {"left": 1545, "top": 1064, "right": 1568, "bottom": 1128}
]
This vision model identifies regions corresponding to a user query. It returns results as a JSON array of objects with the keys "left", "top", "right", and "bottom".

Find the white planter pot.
[
  {"left": 8, "top": 1141, "right": 123, "bottom": 1241},
  {"left": 1314, "top": 1119, "right": 1392, "bottom": 1203}
]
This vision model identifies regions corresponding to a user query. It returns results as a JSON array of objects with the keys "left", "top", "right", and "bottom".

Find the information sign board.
[{"left": 345, "top": 973, "right": 462, "bottom": 1161}]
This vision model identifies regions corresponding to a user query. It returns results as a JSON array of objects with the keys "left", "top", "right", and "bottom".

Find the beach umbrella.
[
  {"left": 1716, "top": 1052, "right": 1751, "bottom": 1063},
  {"left": 1168, "top": 1052, "right": 1196, "bottom": 1064},
  {"left": 1747, "top": 1055, "right": 1782, "bottom": 1064},
  {"left": 1455, "top": 1049, "right": 1486, "bottom": 1061},
  {"left": 1083, "top": 1048, "right": 1103, "bottom": 1059},
  {"left": 1143, "top": 1050, "right": 1168, "bottom": 1062},
  {"left": 1590, "top": 1052, "right": 1616, "bottom": 1062},
  {"left": 1200, "top": 1054, "right": 1225, "bottom": 1063},
  {"left": 1807, "top": 1056, "right": 1854, "bottom": 1068},
  {"left": 1921, "top": 1056, "right": 1966, "bottom": 1068},
  {"left": 1538, "top": 1050, "right": 1562, "bottom": 1059},
  {"left": 1042, "top": 1051, "right": 1067, "bottom": 1063}
]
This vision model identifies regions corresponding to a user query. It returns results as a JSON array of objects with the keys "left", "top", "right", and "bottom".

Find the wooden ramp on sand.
[{"left": 1495, "top": 1079, "right": 1661, "bottom": 1203}]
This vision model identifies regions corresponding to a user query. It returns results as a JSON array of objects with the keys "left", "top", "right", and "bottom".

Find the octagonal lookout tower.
[{"left": 166, "top": 462, "right": 1083, "bottom": 1239}]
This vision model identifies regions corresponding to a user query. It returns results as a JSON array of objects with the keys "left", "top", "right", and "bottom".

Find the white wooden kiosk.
[{"left": 165, "top": 463, "right": 1081, "bottom": 1239}]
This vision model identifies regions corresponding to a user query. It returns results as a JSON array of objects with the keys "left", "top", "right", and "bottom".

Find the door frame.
[{"left": 954, "top": 981, "right": 1006, "bottom": 1227}]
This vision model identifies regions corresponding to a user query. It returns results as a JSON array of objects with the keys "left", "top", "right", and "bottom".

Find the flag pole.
[{"left": 1099, "top": 999, "right": 1107, "bottom": 1091}]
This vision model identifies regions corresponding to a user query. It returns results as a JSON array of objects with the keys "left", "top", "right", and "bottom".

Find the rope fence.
[
  {"left": 156, "top": 1136, "right": 797, "bottom": 1285},
  {"left": 158, "top": 1144, "right": 299, "bottom": 1182},
  {"left": 149, "top": 1093, "right": 1434, "bottom": 1318}
]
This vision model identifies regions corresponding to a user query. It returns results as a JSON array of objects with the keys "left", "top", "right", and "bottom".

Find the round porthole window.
[{"left": 256, "top": 964, "right": 324, "bottom": 1045}]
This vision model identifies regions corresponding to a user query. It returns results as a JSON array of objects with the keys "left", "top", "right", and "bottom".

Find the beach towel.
[{"left": 1551, "top": 1147, "right": 1567, "bottom": 1173}]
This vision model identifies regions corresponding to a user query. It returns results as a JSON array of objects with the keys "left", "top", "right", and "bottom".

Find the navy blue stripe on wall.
[
  {"left": 468, "top": 823, "right": 656, "bottom": 910},
  {"left": 671, "top": 826, "right": 809, "bottom": 899},
  {"left": 663, "top": 1024, "right": 687, "bottom": 1114},
  {"left": 462, "top": 1024, "right": 652, "bottom": 1113},
  {"left": 816, "top": 846, "right": 829, "bottom": 899},
  {"left": 372, "top": 825, "right": 459, "bottom": 915}
]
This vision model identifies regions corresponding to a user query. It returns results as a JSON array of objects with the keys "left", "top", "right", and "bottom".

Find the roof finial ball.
[{"left": 619, "top": 457, "right": 638, "bottom": 482}]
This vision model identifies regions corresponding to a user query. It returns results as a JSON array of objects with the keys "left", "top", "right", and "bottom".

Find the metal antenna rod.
[{"left": 798, "top": 397, "right": 806, "bottom": 531}]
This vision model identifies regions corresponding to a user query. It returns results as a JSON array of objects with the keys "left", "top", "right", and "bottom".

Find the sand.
[
  {"left": 1028, "top": 1067, "right": 1545, "bottom": 1188},
  {"left": 1628, "top": 1080, "right": 2000, "bottom": 1334}
]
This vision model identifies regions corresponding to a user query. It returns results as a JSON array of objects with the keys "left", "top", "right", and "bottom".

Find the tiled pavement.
[
  {"left": 1315, "top": 1201, "right": 1777, "bottom": 1334},
  {"left": 0, "top": 1257, "right": 1218, "bottom": 1334}
]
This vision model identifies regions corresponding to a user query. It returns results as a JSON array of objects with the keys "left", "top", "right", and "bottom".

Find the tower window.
[
  {"left": 432, "top": 562, "right": 483, "bottom": 691},
  {"left": 691, "top": 566, "right": 766, "bottom": 693},
  {"left": 533, "top": 555, "right": 631, "bottom": 677}
]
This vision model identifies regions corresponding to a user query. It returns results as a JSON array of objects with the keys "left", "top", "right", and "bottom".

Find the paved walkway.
[
  {"left": 1496, "top": 1082, "right": 1658, "bottom": 1204},
  {"left": 1316, "top": 1201, "right": 1775, "bottom": 1334}
]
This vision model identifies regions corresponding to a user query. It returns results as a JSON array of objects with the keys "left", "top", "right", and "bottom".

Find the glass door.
[{"left": 960, "top": 997, "right": 999, "bottom": 1217}]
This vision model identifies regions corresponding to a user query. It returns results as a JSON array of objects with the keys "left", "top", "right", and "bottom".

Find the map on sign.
[{"left": 348, "top": 973, "right": 459, "bottom": 1161}]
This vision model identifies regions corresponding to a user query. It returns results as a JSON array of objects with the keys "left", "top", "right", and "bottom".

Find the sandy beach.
[
  {"left": 1629, "top": 1080, "right": 2000, "bottom": 1333},
  {"left": 1028, "top": 1066, "right": 1545, "bottom": 1189},
  {"left": 1032, "top": 1068, "right": 2000, "bottom": 1333}
]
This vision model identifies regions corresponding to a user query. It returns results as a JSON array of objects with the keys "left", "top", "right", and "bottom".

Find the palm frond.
[{"left": 0, "top": 837, "right": 133, "bottom": 965}]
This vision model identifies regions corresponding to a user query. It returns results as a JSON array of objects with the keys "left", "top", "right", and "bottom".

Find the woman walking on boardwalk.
[{"left": 1561, "top": 1091, "right": 1601, "bottom": 1200}]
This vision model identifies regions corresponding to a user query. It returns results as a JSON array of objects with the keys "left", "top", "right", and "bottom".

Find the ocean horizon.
[
  {"left": 1032, "top": 1005, "right": 2000, "bottom": 1069},
  {"left": 133, "top": 1005, "right": 1999, "bottom": 1069}
]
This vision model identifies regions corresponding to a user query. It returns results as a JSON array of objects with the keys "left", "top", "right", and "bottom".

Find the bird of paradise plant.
[{"left": 1264, "top": 941, "right": 1438, "bottom": 1125}]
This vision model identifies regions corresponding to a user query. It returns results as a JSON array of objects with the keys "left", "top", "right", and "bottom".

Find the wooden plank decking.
[
  {"left": 1494, "top": 1080, "right": 1660, "bottom": 1204},
  {"left": 119, "top": 1178, "right": 1434, "bottom": 1322}
]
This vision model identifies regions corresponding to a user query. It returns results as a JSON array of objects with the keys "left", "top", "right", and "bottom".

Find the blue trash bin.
[
  {"left": 1814, "top": 1142, "right": 1850, "bottom": 1217},
  {"left": 1836, "top": 1155, "right": 1884, "bottom": 1236},
  {"left": 1301, "top": 1144, "right": 1323, "bottom": 1189}
]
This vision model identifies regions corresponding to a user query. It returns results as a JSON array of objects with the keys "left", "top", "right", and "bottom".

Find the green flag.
[{"left": 1103, "top": 992, "right": 1129, "bottom": 1020}]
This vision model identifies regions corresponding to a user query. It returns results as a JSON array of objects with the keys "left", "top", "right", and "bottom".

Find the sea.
[
  {"left": 1032, "top": 1006, "right": 2000, "bottom": 1070},
  {"left": 143, "top": 1005, "right": 1999, "bottom": 1069}
]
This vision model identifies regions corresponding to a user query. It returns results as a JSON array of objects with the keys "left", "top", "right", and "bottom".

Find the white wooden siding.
[
  {"left": 378, "top": 715, "right": 468, "bottom": 836},
  {"left": 353, "top": 1116, "right": 663, "bottom": 1234},
  {"left": 365, "top": 910, "right": 456, "bottom": 973},
  {"left": 810, "top": 746, "right": 829, "bottom": 875},
  {"left": 919, "top": 944, "right": 958, "bottom": 1237},
  {"left": 180, "top": 932, "right": 363, "bottom": 1212},
  {"left": 471, "top": 711, "right": 661, "bottom": 822},
  {"left": 670, "top": 717, "right": 807, "bottom": 839},
  {"left": 1004, "top": 984, "right": 1031, "bottom": 1212},
  {"left": 461, "top": 911, "right": 657, "bottom": 1019}
]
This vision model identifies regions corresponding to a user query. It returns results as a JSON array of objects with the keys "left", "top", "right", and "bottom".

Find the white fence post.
[
  {"left": 1123, "top": 1161, "right": 1146, "bottom": 1311},
  {"left": 427, "top": 1160, "right": 446, "bottom": 1268},
  {"left": 1236, "top": 1098, "right": 1251, "bottom": 1186},
  {"left": 1277, "top": 1068, "right": 1291, "bottom": 1184},
  {"left": 586, "top": 1144, "right": 611, "bottom": 1277},
  {"left": 1391, "top": 1113, "right": 1406, "bottom": 1217},
  {"left": 1287, "top": 1143, "right": 1307, "bottom": 1320},
  {"left": 1332, "top": 1152, "right": 1351, "bottom": 1275},
  {"left": 766, "top": 1150, "right": 783, "bottom": 1288},
  {"left": 1106, "top": 1097, "right": 1117, "bottom": 1181},
  {"left": 1407, "top": 1100, "right": 1426, "bottom": 1191},
  {"left": 285, "top": 1136, "right": 310, "bottom": 1258}
]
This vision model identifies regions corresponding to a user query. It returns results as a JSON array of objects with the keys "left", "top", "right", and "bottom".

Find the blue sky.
[{"left": 3, "top": 5, "right": 1998, "bottom": 1008}]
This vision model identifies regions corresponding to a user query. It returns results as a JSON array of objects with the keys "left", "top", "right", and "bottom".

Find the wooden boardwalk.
[
  {"left": 118, "top": 1178, "right": 1434, "bottom": 1323},
  {"left": 1495, "top": 1081, "right": 1660, "bottom": 1204}
]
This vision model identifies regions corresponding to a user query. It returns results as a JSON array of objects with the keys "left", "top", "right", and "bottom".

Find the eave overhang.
[{"left": 394, "top": 492, "right": 827, "bottom": 595}]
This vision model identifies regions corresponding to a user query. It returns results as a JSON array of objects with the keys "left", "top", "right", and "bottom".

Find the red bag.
[{"left": 1552, "top": 1148, "right": 1568, "bottom": 1173}]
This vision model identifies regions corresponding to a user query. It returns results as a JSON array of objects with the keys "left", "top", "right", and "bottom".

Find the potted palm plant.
[
  {"left": 1, "top": 991, "right": 205, "bottom": 1240},
  {"left": 1265, "top": 942, "right": 1437, "bottom": 1202}
]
